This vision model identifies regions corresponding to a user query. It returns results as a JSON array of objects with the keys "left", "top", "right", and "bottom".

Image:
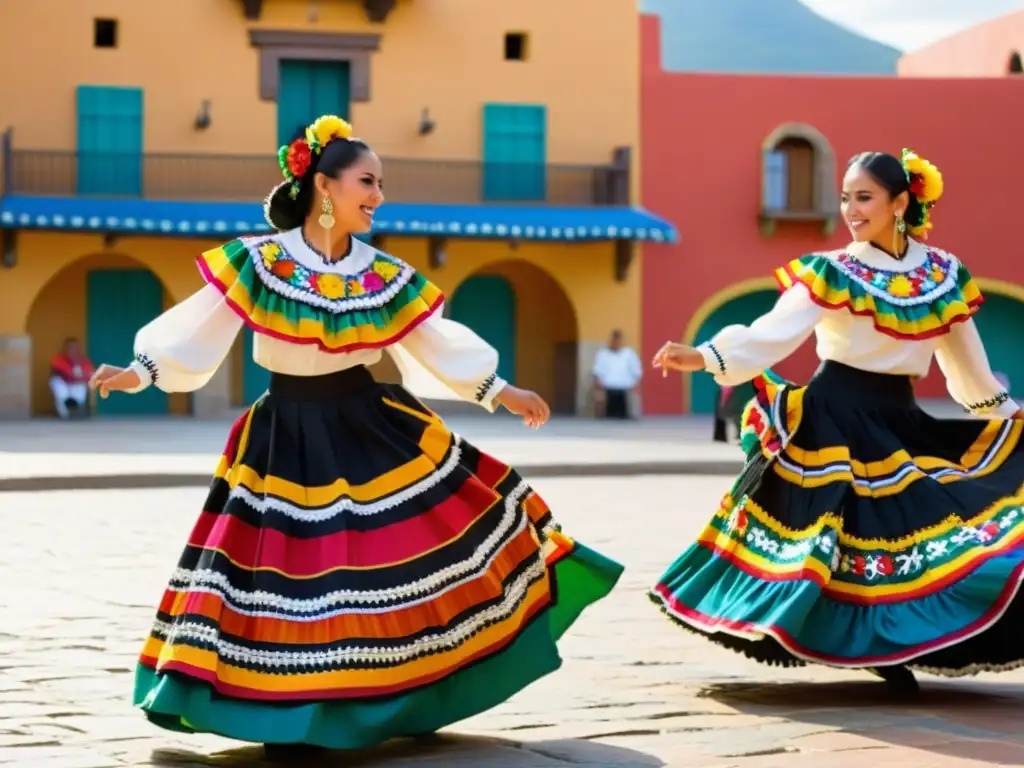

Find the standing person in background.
[{"left": 592, "top": 329, "right": 642, "bottom": 419}]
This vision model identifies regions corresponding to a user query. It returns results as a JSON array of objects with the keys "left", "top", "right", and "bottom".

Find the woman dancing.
[
  {"left": 89, "top": 115, "right": 623, "bottom": 759},
  {"left": 650, "top": 148, "right": 1024, "bottom": 693}
]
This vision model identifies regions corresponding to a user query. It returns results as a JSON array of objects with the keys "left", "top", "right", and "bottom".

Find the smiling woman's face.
[
  {"left": 841, "top": 166, "right": 901, "bottom": 243},
  {"left": 317, "top": 150, "right": 385, "bottom": 234}
]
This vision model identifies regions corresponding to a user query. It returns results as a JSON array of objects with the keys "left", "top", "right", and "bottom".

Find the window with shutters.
[{"left": 759, "top": 123, "right": 837, "bottom": 238}]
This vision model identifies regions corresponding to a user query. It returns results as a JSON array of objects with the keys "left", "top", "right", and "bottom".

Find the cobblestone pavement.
[{"left": 4, "top": 476, "right": 1024, "bottom": 767}]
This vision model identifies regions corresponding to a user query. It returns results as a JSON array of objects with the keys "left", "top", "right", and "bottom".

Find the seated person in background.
[{"left": 50, "top": 337, "right": 94, "bottom": 419}]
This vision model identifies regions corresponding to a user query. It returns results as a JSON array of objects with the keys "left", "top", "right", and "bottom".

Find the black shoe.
[
  {"left": 410, "top": 731, "right": 442, "bottom": 745},
  {"left": 870, "top": 665, "right": 920, "bottom": 695},
  {"left": 263, "top": 743, "right": 326, "bottom": 763}
]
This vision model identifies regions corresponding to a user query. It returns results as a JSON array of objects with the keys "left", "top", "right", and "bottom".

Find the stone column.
[
  {"left": 0, "top": 334, "right": 31, "bottom": 419},
  {"left": 575, "top": 340, "right": 602, "bottom": 417}
]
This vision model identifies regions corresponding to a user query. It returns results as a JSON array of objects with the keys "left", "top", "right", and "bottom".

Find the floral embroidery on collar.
[
  {"left": 247, "top": 237, "right": 413, "bottom": 312},
  {"left": 835, "top": 249, "right": 958, "bottom": 306}
]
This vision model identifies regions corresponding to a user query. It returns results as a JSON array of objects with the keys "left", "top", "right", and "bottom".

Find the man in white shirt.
[{"left": 592, "top": 330, "right": 642, "bottom": 419}]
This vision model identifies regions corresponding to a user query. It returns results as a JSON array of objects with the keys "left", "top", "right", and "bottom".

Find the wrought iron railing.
[{"left": 3, "top": 144, "right": 629, "bottom": 206}]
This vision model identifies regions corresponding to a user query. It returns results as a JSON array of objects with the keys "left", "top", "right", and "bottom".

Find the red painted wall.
[
  {"left": 639, "top": 14, "right": 1024, "bottom": 414},
  {"left": 898, "top": 11, "right": 1024, "bottom": 77}
]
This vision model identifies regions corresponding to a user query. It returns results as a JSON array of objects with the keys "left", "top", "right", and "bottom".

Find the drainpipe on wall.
[
  {"left": 0, "top": 127, "right": 12, "bottom": 197},
  {"left": 610, "top": 146, "right": 631, "bottom": 205},
  {"left": 1, "top": 127, "right": 15, "bottom": 268}
]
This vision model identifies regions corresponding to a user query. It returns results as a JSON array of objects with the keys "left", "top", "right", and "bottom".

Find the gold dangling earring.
[
  {"left": 893, "top": 212, "right": 906, "bottom": 257},
  {"left": 318, "top": 196, "right": 335, "bottom": 230},
  {"left": 318, "top": 197, "right": 335, "bottom": 258}
]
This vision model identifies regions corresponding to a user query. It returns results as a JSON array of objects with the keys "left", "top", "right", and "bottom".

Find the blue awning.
[
  {"left": 0, "top": 195, "right": 679, "bottom": 243},
  {"left": 371, "top": 202, "right": 678, "bottom": 243}
]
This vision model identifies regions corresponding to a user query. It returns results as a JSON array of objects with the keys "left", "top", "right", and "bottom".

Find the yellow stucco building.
[{"left": 0, "top": 0, "right": 676, "bottom": 419}]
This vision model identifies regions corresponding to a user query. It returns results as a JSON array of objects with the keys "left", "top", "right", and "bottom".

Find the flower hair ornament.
[
  {"left": 276, "top": 115, "right": 355, "bottom": 199},
  {"left": 900, "top": 148, "right": 944, "bottom": 240}
]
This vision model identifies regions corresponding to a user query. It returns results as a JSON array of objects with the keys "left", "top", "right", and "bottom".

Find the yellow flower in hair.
[
  {"left": 309, "top": 115, "right": 354, "bottom": 149},
  {"left": 902, "top": 151, "right": 944, "bottom": 205}
]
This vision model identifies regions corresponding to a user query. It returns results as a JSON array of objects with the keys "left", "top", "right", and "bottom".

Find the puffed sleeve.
[
  {"left": 386, "top": 310, "right": 508, "bottom": 412},
  {"left": 696, "top": 286, "right": 823, "bottom": 387},
  {"left": 934, "top": 319, "right": 1019, "bottom": 419},
  {"left": 125, "top": 283, "right": 245, "bottom": 394}
]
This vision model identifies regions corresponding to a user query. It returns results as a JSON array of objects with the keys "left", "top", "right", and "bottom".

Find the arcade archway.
[{"left": 26, "top": 253, "right": 178, "bottom": 417}]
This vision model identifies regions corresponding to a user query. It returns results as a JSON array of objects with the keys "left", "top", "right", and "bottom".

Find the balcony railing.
[{"left": 4, "top": 148, "right": 630, "bottom": 206}]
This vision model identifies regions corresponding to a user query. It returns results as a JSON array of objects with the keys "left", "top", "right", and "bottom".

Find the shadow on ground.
[
  {"left": 148, "top": 733, "right": 664, "bottom": 768},
  {"left": 700, "top": 679, "right": 1024, "bottom": 765}
]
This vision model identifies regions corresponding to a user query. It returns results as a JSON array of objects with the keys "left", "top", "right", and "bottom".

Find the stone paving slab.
[{"left": 5, "top": 476, "right": 1024, "bottom": 767}]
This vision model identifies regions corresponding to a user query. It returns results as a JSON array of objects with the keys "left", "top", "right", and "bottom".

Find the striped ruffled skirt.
[
  {"left": 133, "top": 365, "right": 622, "bottom": 748},
  {"left": 651, "top": 361, "right": 1024, "bottom": 676}
]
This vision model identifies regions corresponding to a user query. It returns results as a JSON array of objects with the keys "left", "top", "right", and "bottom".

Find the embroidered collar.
[
  {"left": 240, "top": 230, "right": 413, "bottom": 312},
  {"left": 844, "top": 239, "right": 927, "bottom": 272},
  {"left": 834, "top": 241, "right": 958, "bottom": 306},
  {"left": 301, "top": 230, "right": 354, "bottom": 266}
]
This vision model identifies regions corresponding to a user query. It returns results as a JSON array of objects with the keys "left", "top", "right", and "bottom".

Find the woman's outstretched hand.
[
  {"left": 496, "top": 386, "right": 551, "bottom": 429},
  {"left": 88, "top": 364, "right": 142, "bottom": 398},
  {"left": 652, "top": 342, "right": 705, "bottom": 377},
  {"left": 1011, "top": 409, "right": 1024, "bottom": 421}
]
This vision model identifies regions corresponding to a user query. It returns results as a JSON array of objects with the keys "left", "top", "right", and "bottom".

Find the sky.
[{"left": 800, "top": 0, "right": 1023, "bottom": 52}]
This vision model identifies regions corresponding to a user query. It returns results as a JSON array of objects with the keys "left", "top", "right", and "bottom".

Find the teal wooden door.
[
  {"left": 450, "top": 276, "right": 517, "bottom": 384},
  {"left": 276, "top": 60, "right": 352, "bottom": 144},
  {"left": 252, "top": 60, "right": 352, "bottom": 399},
  {"left": 86, "top": 269, "right": 168, "bottom": 416},
  {"left": 76, "top": 85, "right": 143, "bottom": 196},
  {"left": 691, "top": 290, "right": 779, "bottom": 414},
  {"left": 974, "top": 294, "right": 1024, "bottom": 397},
  {"left": 482, "top": 104, "right": 547, "bottom": 202}
]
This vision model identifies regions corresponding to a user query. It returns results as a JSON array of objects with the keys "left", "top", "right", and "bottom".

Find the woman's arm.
[
  {"left": 934, "top": 319, "right": 1020, "bottom": 419},
  {"left": 388, "top": 310, "right": 549, "bottom": 426},
  {"left": 92, "top": 284, "right": 245, "bottom": 395},
  {"left": 654, "top": 287, "right": 822, "bottom": 384}
]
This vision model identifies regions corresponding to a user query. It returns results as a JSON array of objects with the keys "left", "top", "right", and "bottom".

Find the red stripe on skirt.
[{"left": 189, "top": 477, "right": 509, "bottom": 573}]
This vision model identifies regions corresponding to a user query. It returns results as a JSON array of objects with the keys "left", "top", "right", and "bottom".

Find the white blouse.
[
  {"left": 697, "top": 239, "right": 1018, "bottom": 419},
  {"left": 124, "top": 230, "right": 508, "bottom": 411}
]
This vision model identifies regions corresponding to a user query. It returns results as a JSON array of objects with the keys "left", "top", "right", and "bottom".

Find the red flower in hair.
[
  {"left": 286, "top": 139, "right": 312, "bottom": 179},
  {"left": 909, "top": 174, "right": 927, "bottom": 198}
]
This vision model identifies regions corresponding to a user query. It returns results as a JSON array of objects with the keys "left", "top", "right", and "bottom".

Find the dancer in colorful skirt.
[
  {"left": 650, "top": 148, "right": 1024, "bottom": 693},
  {"left": 88, "top": 115, "right": 623, "bottom": 760}
]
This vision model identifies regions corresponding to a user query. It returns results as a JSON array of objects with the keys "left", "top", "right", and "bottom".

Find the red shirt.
[{"left": 51, "top": 352, "right": 94, "bottom": 384}]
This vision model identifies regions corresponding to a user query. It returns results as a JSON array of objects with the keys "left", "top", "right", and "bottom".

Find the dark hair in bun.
[
  {"left": 264, "top": 131, "right": 373, "bottom": 231},
  {"left": 846, "top": 151, "right": 926, "bottom": 229}
]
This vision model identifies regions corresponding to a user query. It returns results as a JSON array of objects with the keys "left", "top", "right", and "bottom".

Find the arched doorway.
[
  {"left": 451, "top": 262, "right": 578, "bottom": 412},
  {"left": 451, "top": 275, "right": 518, "bottom": 384},
  {"left": 1009, "top": 51, "right": 1022, "bottom": 74},
  {"left": 27, "top": 255, "right": 170, "bottom": 417},
  {"left": 974, "top": 292, "right": 1024, "bottom": 397},
  {"left": 689, "top": 289, "right": 779, "bottom": 415}
]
